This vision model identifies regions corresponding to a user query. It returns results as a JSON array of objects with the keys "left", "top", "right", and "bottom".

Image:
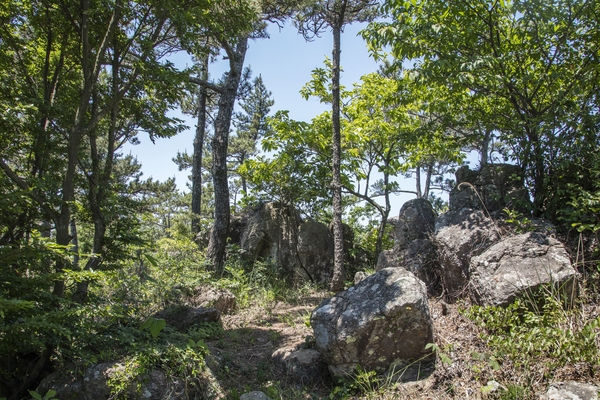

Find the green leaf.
[
  {"left": 28, "top": 391, "right": 43, "bottom": 400},
  {"left": 141, "top": 317, "right": 167, "bottom": 338},
  {"left": 44, "top": 390, "right": 57, "bottom": 400},
  {"left": 144, "top": 254, "right": 159, "bottom": 267},
  {"left": 439, "top": 353, "right": 453, "bottom": 365}
]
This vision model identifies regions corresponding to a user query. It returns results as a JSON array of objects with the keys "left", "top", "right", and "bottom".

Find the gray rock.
[
  {"left": 36, "top": 368, "right": 82, "bottom": 400},
  {"left": 37, "top": 363, "right": 185, "bottom": 400},
  {"left": 241, "top": 202, "right": 303, "bottom": 281},
  {"left": 240, "top": 391, "right": 272, "bottom": 400},
  {"left": 397, "top": 238, "right": 437, "bottom": 283},
  {"left": 449, "top": 164, "right": 531, "bottom": 214},
  {"left": 376, "top": 250, "right": 397, "bottom": 271},
  {"left": 395, "top": 198, "right": 436, "bottom": 249},
  {"left": 378, "top": 199, "right": 437, "bottom": 285},
  {"left": 154, "top": 306, "right": 220, "bottom": 332},
  {"left": 435, "top": 208, "right": 501, "bottom": 298},
  {"left": 354, "top": 271, "right": 369, "bottom": 285},
  {"left": 192, "top": 285, "right": 236, "bottom": 314},
  {"left": 272, "top": 347, "right": 327, "bottom": 384},
  {"left": 311, "top": 268, "right": 434, "bottom": 379},
  {"left": 470, "top": 232, "right": 577, "bottom": 307},
  {"left": 297, "top": 220, "right": 334, "bottom": 284},
  {"left": 541, "top": 381, "right": 599, "bottom": 400}
]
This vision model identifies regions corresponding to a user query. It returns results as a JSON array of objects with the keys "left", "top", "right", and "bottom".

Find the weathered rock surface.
[
  {"left": 191, "top": 285, "right": 236, "bottom": 314},
  {"left": 241, "top": 202, "right": 303, "bottom": 280},
  {"left": 395, "top": 198, "right": 436, "bottom": 249},
  {"left": 240, "top": 391, "right": 272, "bottom": 400},
  {"left": 311, "top": 268, "right": 434, "bottom": 379},
  {"left": 377, "top": 199, "right": 436, "bottom": 285},
  {"left": 376, "top": 250, "right": 397, "bottom": 271},
  {"left": 272, "top": 347, "right": 328, "bottom": 384},
  {"left": 37, "top": 363, "right": 185, "bottom": 400},
  {"left": 297, "top": 220, "right": 334, "bottom": 284},
  {"left": 154, "top": 306, "right": 220, "bottom": 332},
  {"left": 450, "top": 164, "right": 530, "bottom": 214},
  {"left": 435, "top": 208, "right": 501, "bottom": 298},
  {"left": 470, "top": 232, "right": 577, "bottom": 307},
  {"left": 354, "top": 271, "right": 369, "bottom": 285},
  {"left": 541, "top": 381, "right": 599, "bottom": 400}
]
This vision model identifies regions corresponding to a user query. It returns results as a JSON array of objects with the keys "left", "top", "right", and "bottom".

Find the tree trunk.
[
  {"left": 424, "top": 162, "right": 433, "bottom": 198},
  {"left": 415, "top": 165, "right": 422, "bottom": 198},
  {"left": 480, "top": 128, "right": 492, "bottom": 166},
  {"left": 330, "top": 21, "right": 345, "bottom": 292},
  {"left": 207, "top": 37, "right": 248, "bottom": 274},
  {"left": 191, "top": 55, "right": 209, "bottom": 236}
]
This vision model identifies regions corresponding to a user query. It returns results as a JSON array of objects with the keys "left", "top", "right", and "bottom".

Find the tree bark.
[
  {"left": 330, "top": 18, "right": 345, "bottom": 292},
  {"left": 207, "top": 36, "right": 248, "bottom": 274},
  {"left": 191, "top": 55, "right": 209, "bottom": 236}
]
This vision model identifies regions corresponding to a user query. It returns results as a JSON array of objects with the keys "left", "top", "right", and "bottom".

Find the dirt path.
[{"left": 205, "top": 293, "right": 330, "bottom": 398}]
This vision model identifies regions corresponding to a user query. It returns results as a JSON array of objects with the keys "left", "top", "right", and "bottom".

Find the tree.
[
  {"left": 364, "top": 0, "right": 600, "bottom": 220},
  {"left": 201, "top": 0, "right": 306, "bottom": 273},
  {"left": 230, "top": 74, "right": 275, "bottom": 195},
  {"left": 0, "top": 0, "right": 254, "bottom": 394},
  {"left": 313, "top": 67, "right": 464, "bottom": 254},
  {"left": 295, "top": 0, "right": 378, "bottom": 292}
]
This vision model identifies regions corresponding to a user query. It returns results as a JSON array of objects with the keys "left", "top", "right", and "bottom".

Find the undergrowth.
[{"left": 463, "top": 285, "right": 600, "bottom": 395}]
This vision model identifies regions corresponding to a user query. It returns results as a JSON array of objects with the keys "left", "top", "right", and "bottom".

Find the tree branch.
[
  {"left": 189, "top": 76, "right": 223, "bottom": 94},
  {"left": 0, "top": 158, "right": 58, "bottom": 223}
]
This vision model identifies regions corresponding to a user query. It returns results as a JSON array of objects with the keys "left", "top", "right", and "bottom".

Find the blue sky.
[{"left": 123, "top": 21, "right": 421, "bottom": 217}]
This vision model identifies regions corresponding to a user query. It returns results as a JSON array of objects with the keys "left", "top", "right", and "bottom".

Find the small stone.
[
  {"left": 541, "top": 381, "right": 599, "bottom": 400},
  {"left": 240, "top": 391, "right": 272, "bottom": 400}
]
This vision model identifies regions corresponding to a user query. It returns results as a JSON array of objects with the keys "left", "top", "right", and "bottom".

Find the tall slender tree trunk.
[
  {"left": 191, "top": 55, "right": 209, "bottom": 236},
  {"left": 424, "top": 162, "right": 433, "bottom": 198},
  {"left": 480, "top": 128, "right": 492, "bottom": 166},
  {"left": 207, "top": 37, "right": 248, "bottom": 274},
  {"left": 330, "top": 21, "right": 345, "bottom": 292},
  {"left": 415, "top": 165, "right": 422, "bottom": 198}
]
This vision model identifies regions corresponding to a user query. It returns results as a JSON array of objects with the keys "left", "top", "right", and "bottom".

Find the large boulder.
[
  {"left": 435, "top": 208, "right": 501, "bottom": 299},
  {"left": 470, "top": 231, "right": 577, "bottom": 307},
  {"left": 297, "top": 221, "right": 335, "bottom": 284},
  {"left": 395, "top": 198, "right": 436, "bottom": 249},
  {"left": 393, "top": 199, "right": 437, "bottom": 280},
  {"left": 311, "top": 268, "right": 434, "bottom": 380},
  {"left": 376, "top": 250, "right": 397, "bottom": 271},
  {"left": 450, "top": 164, "right": 531, "bottom": 214},
  {"left": 241, "top": 202, "right": 303, "bottom": 280}
]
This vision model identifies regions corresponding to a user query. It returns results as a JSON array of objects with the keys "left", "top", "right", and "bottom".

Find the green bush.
[{"left": 465, "top": 292, "right": 600, "bottom": 383}]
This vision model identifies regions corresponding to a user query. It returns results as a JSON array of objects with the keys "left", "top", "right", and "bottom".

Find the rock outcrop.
[
  {"left": 378, "top": 164, "right": 578, "bottom": 308},
  {"left": 377, "top": 199, "right": 436, "bottom": 285},
  {"left": 238, "top": 203, "right": 338, "bottom": 284},
  {"left": 311, "top": 268, "right": 434, "bottom": 380},
  {"left": 435, "top": 208, "right": 501, "bottom": 297},
  {"left": 470, "top": 231, "right": 577, "bottom": 307},
  {"left": 450, "top": 164, "right": 531, "bottom": 214},
  {"left": 297, "top": 220, "right": 335, "bottom": 284},
  {"left": 241, "top": 202, "right": 303, "bottom": 281}
]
